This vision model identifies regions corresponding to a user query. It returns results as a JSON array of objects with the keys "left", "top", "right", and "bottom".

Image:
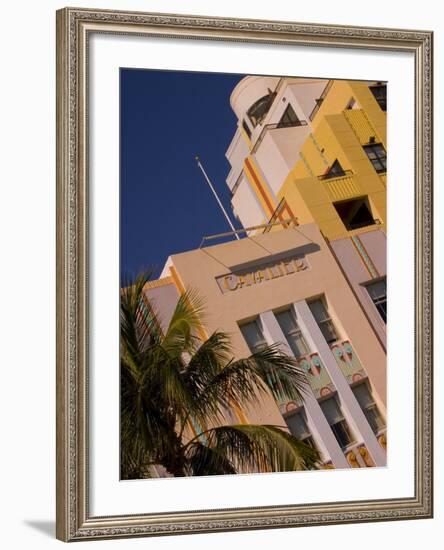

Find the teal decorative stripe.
[{"left": 351, "top": 235, "right": 379, "bottom": 278}]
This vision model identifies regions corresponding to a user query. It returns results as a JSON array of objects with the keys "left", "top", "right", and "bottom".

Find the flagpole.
[{"left": 195, "top": 155, "right": 240, "bottom": 240}]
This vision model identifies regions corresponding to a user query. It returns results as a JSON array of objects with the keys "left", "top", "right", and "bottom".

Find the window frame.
[
  {"left": 274, "top": 308, "right": 310, "bottom": 358},
  {"left": 369, "top": 83, "right": 387, "bottom": 111},
  {"left": 307, "top": 297, "right": 339, "bottom": 345},
  {"left": 364, "top": 278, "right": 387, "bottom": 323},
  {"left": 242, "top": 119, "right": 252, "bottom": 139},
  {"left": 319, "top": 394, "right": 354, "bottom": 450},
  {"left": 323, "top": 159, "right": 346, "bottom": 179},
  {"left": 363, "top": 142, "right": 387, "bottom": 173},
  {"left": 246, "top": 92, "right": 276, "bottom": 127},
  {"left": 277, "top": 103, "right": 302, "bottom": 128},
  {"left": 239, "top": 318, "right": 268, "bottom": 353},
  {"left": 284, "top": 407, "right": 317, "bottom": 450},
  {"left": 351, "top": 380, "right": 386, "bottom": 435}
]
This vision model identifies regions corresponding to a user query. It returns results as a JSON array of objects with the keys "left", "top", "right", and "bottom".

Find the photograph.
[
  {"left": 1, "top": 0, "right": 439, "bottom": 545},
  {"left": 119, "top": 70, "right": 388, "bottom": 480}
]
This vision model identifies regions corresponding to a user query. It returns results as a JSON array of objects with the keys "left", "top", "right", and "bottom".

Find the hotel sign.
[{"left": 216, "top": 256, "right": 309, "bottom": 294}]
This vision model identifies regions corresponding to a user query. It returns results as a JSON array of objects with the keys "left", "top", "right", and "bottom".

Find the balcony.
[
  {"left": 330, "top": 341, "right": 367, "bottom": 384},
  {"left": 318, "top": 171, "right": 362, "bottom": 202},
  {"left": 251, "top": 120, "right": 308, "bottom": 154},
  {"left": 343, "top": 109, "right": 379, "bottom": 146}
]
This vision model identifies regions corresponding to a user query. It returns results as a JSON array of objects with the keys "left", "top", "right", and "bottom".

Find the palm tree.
[{"left": 120, "top": 272, "right": 319, "bottom": 479}]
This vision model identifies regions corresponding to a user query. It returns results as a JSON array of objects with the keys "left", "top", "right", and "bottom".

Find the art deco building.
[
  {"left": 138, "top": 76, "right": 388, "bottom": 472},
  {"left": 225, "top": 77, "right": 387, "bottom": 348},
  {"left": 146, "top": 222, "right": 387, "bottom": 470}
]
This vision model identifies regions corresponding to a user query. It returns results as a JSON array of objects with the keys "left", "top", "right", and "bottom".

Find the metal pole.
[{"left": 195, "top": 155, "right": 240, "bottom": 240}]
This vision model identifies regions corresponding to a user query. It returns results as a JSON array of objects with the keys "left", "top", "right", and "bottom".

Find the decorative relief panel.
[
  {"left": 330, "top": 340, "right": 367, "bottom": 384},
  {"left": 278, "top": 352, "right": 335, "bottom": 413},
  {"left": 298, "top": 352, "right": 336, "bottom": 399},
  {"left": 378, "top": 431, "right": 387, "bottom": 450}
]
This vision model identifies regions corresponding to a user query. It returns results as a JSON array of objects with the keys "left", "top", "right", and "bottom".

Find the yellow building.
[{"left": 226, "top": 77, "right": 387, "bottom": 348}]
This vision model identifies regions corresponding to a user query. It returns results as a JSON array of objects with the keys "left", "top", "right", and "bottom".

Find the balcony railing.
[
  {"left": 317, "top": 168, "right": 353, "bottom": 181},
  {"left": 330, "top": 341, "right": 367, "bottom": 384},
  {"left": 251, "top": 120, "right": 308, "bottom": 153},
  {"left": 309, "top": 80, "right": 333, "bottom": 121},
  {"left": 318, "top": 172, "right": 362, "bottom": 202},
  {"left": 263, "top": 198, "right": 299, "bottom": 233}
]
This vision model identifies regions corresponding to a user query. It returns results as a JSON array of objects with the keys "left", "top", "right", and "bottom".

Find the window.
[
  {"left": 277, "top": 104, "right": 302, "bottom": 128},
  {"left": 308, "top": 299, "right": 339, "bottom": 344},
  {"left": 247, "top": 91, "right": 276, "bottom": 127},
  {"left": 366, "top": 279, "right": 387, "bottom": 323},
  {"left": 345, "top": 97, "right": 357, "bottom": 110},
  {"left": 369, "top": 83, "right": 387, "bottom": 111},
  {"left": 320, "top": 396, "right": 354, "bottom": 449},
  {"left": 242, "top": 119, "right": 252, "bottom": 139},
  {"left": 324, "top": 159, "right": 346, "bottom": 179},
  {"left": 333, "top": 196, "right": 375, "bottom": 231},
  {"left": 363, "top": 143, "right": 387, "bottom": 173},
  {"left": 352, "top": 381, "right": 385, "bottom": 434},
  {"left": 239, "top": 319, "right": 267, "bottom": 353},
  {"left": 285, "top": 408, "right": 316, "bottom": 449},
  {"left": 275, "top": 309, "right": 310, "bottom": 358}
]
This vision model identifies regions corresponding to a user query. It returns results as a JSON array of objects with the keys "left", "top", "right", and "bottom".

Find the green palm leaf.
[
  {"left": 120, "top": 273, "right": 320, "bottom": 479},
  {"left": 185, "top": 442, "right": 237, "bottom": 476},
  {"left": 187, "top": 424, "right": 320, "bottom": 473}
]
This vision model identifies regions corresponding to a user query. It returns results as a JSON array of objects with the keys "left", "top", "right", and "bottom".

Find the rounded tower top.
[{"left": 230, "top": 76, "right": 280, "bottom": 122}]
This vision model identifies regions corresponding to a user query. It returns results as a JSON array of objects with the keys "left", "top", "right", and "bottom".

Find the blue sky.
[{"left": 120, "top": 68, "right": 245, "bottom": 280}]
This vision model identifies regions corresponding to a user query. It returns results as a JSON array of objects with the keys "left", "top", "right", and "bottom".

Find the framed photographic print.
[{"left": 56, "top": 7, "right": 433, "bottom": 542}]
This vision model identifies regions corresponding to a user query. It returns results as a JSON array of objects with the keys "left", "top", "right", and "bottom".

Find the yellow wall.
[{"left": 275, "top": 80, "right": 386, "bottom": 240}]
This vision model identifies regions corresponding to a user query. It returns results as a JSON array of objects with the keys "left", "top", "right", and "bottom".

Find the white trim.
[
  {"left": 293, "top": 300, "right": 386, "bottom": 466},
  {"left": 259, "top": 310, "right": 349, "bottom": 468}
]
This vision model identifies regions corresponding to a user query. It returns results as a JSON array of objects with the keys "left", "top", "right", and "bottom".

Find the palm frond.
[
  {"left": 233, "top": 344, "right": 310, "bottom": 404},
  {"left": 162, "top": 289, "right": 206, "bottom": 356},
  {"left": 120, "top": 355, "right": 179, "bottom": 469},
  {"left": 120, "top": 271, "right": 162, "bottom": 360},
  {"left": 184, "top": 331, "right": 232, "bottom": 388},
  {"left": 185, "top": 442, "right": 237, "bottom": 476},
  {"left": 120, "top": 275, "right": 319, "bottom": 478},
  {"left": 193, "top": 357, "right": 268, "bottom": 422},
  {"left": 193, "top": 424, "right": 320, "bottom": 473}
]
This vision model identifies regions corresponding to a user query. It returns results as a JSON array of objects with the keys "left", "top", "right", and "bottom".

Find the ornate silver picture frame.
[{"left": 56, "top": 7, "right": 433, "bottom": 542}]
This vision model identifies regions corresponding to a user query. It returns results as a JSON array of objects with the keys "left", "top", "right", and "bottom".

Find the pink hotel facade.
[{"left": 144, "top": 76, "right": 388, "bottom": 470}]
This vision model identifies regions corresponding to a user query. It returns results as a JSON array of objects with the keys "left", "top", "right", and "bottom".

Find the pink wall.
[
  {"left": 144, "top": 283, "right": 180, "bottom": 334},
  {"left": 330, "top": 229, "right": 386, "bottom": 349},
  {"left": 359, "top": 230, "right": 387, "bottom": 275}
]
